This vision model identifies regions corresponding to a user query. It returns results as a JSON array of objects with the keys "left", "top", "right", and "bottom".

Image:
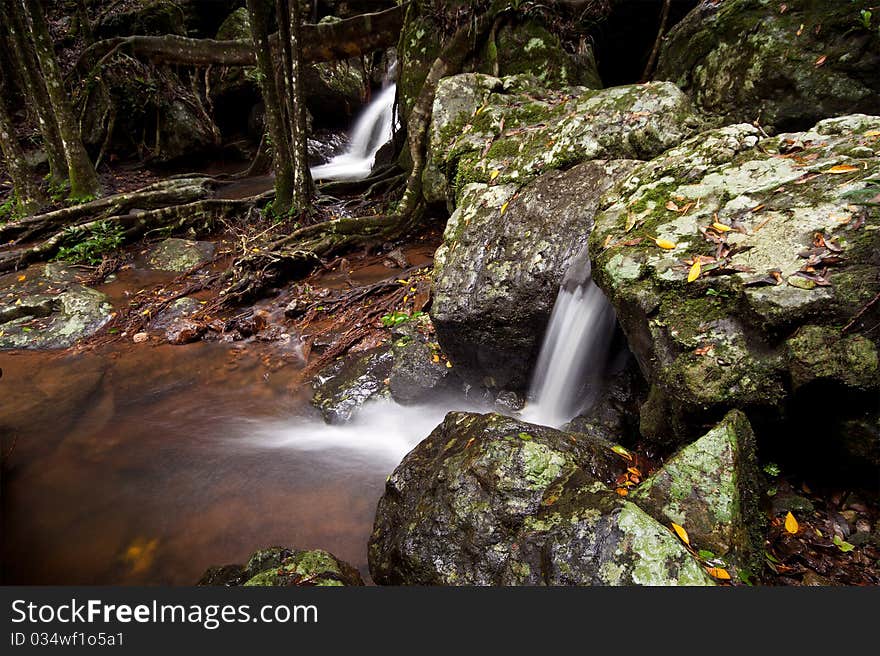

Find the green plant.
[
  {"left": 0, "top": 197, "right": 18, "bottom": 223},
  {"left": 380, "top": 310, "right": 426, "bottom": 327},
  {"left": 54, "top": 220, "right": 125, "bottom": 265}
]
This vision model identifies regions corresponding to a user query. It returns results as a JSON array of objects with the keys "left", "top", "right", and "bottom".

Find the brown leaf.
[
  {"left": 814, "top": 54, "right": 827, "bottom": 67},
  {"left": 824, "top": 164, "right": 859, "bottom": 174}
]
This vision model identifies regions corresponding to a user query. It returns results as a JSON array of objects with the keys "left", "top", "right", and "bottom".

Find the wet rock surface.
[
  {"left": 431, "top": 160, "right": 640, "bottom": 390},
  {"left": 145, "top": 238, "right": 216, "bottom": 273},
  {"left": 656, "top": 0, "right": 880, "bottom": 132},
  {"left": 0, "top": 264, "right": 113, "bottom": 350},
  {"left": 311, "top": 346, "right": 393, "bottom": 423},
  {"left": 388, "top": 318, "right": 451, "bottom": 405},
  {"left": 368, "top": 411, "right": 715, "bottom": 585},
  {"left": 199, "top": 546, "right": 364, "bottom": 587},
  {"left": 588, "top": 115, "right": 880, "bottom": 463}
]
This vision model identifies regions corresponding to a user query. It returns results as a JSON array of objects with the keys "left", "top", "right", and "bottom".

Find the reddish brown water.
[{"left": 0, "top": 340, "right": 405, "bottom": 584}]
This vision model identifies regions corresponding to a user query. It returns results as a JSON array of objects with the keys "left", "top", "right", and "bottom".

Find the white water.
[
  {"left": 239, "top": 398, "right": 472, "bottom": 467},
  {"left": 522, "top": 248, "right": 617, "bottom": 428},
  {"left": 310, "top": 84, "right": 398, "bottom": 181}
]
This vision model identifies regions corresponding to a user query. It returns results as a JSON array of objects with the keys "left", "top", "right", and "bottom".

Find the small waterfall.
[
  {"left": 523, "top": 246, "right": 617, "bottom": 428},
  {"left": 310, "top": 83, "right": 398, "bottom": 181}
]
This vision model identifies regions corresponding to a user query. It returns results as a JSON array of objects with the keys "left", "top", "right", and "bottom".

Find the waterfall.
[
  {"left": 523, "top": 246, "right": 617, "bottom": 428},
  {"left": 310, "top": 83, "right": 398, "bottom": 181}
]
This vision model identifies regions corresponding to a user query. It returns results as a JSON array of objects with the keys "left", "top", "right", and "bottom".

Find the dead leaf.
[
  {"left": 671, "top": 522, "right": 690, "bottom": 545},
  {"left": 17, "top": 275, "right": 26, "bottom": 282},
  {"left": 489, "top": 169, "right": 500, "bottom": 181},
  {"left": 654, "top": 237, "right": 677, "bottom": 250},
  {"left": 499, "top": 201, "right": 509, "bottom": 215},
  {"left": 824, "top": 164, "right": 859, "bottom": 174},
  {"left": 706, "top": 567, "right": 731, "bottom": 580},
  {"left": 785, "top": 511, "right": 799, "bottom": 534},
  {"left": 687, "top": 259, "right": 702, "bottom": 282},
  {"left": 712, "top": 222, "right": 732, "bottom": 233},
  {"left": 814, "top": 54, "right": 827, "bottom": 67}
]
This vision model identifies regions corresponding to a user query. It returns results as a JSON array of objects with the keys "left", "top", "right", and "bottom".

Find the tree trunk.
[
  {"left": 1, "top": 1, "right": 68, "bottom": 188},
  {"left": 0, "top": 76, "right": 45, "bottom": 216},
  {"left": 284, "top": 0, "right": 314, "bottom": 215},
  {"left": 21, "top": 0, "right": 101, "bottom": 201},
  {"left": 246, "top": 0, "right": 293, "bottom": 214}
]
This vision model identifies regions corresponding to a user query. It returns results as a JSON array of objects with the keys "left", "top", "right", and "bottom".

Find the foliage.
[
  {"left": 380, "top": 310, "right": 425, "bottom": 327},
  {"left": 0, "top": 196, "right": 19, "bottom": 223},
  {"left": 54, "top": 220, "right": 125, "bottom": 265}
]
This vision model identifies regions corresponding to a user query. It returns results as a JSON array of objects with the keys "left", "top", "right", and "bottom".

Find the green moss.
[{"left": 520, "top": 441, "right": 568, "bottom": 489}]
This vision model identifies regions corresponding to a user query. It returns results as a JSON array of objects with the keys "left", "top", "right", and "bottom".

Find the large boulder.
[
  {"left": 588, "top": 115, "right": 880, "bottom": 465},
  {"left": 630, "top": 410, "right": 765, "bottom": 574},
  {"left": 656, "top": 0, "right": 880, "bottom": 132},
  {"left": 426, "top": 74, "right": 698, "bottom": 205},
  {"left": 0, "top": 264, "right": 113, "bottom": 350},
  {"left": 430, "top": 160, "right": 640, "bottom": 390},
  {"left": 199, "top": 546, "right": 364, "bottom": 587},
  {"left": 369, "top": 412, "right": 713, "bottom": 585}
]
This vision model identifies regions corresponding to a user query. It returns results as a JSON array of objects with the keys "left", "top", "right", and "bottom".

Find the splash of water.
[
  {"left": 522, "top": 247, "right": 617, "bottom": 428},
  {"left": 310, "top": 84, "right": 398, "bottom": 181}
]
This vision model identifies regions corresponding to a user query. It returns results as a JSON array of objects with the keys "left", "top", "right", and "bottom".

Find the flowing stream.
[
  {"left": 310, "top": 84, "right": 398, "bottom": 181},
  {"left": 523, "top": 247, "right": 617, "bottom": 428}
]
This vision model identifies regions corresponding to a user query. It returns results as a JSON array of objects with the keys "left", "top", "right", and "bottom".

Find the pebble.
[{"left": 132, "top": 332, "right": 149, "bottom": 343}]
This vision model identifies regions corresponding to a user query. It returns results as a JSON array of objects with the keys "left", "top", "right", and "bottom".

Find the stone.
[
  {"left": 426, "top": 74, "right": 697, "bottom": 205},
  {"left": 368, "top": 411, "right": 713, "bottom": 585},
  {"left": 655, "top": 0, "right": 880, "bottom": 132},
  {"left": 630, "top": 410, "right": 765, "bottom": 574},
  {"left": 311, "top": 346, "right": 393, "bottom": 424},
  {"left": 198, "top": 546, "right": 363, "bottom": 587},
  {"left": 0, "top": 265, "right": 113, "bottom": 350},
  {"left": 388, "top": 319, "right": 450, "bottom": 405},
  {"left": 430, "top": 160, "right": 640, "bottom": 390},
  {"left": 149, "top": 297, "right": 202, "bottom": 330},
  {"left": 165, "top": 320, "right": 204, "bottom": 345},
  {"left": 145, "top": 238, "right": 215, "bottom": 273},
  {"left": 588, "top": 116, "right": 880, "bottom": 460}
]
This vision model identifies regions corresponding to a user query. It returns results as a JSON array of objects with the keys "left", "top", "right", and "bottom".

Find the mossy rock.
[
  {"left": 146, "top": 238, "right": 215, "bottom": 273},
  {"left": 630, "top": 410, "right": 765, "bottom": 577},
  {"left": 368, "top": 411, "right": 635, "bottom": 585},
  {"left": 0, "top": 265, "right": 113, "bottom": 350},
  {"left": 430, "top": 159, "right": 640, "bottom": 390},
  {"left": 502, "top": 471, "right": 715, "bottom": 586},
  {"left": 474, "top": 19, "right": 602, "bottom": 90},
  {"left": 369, "top": 411, "right": 714, "bottom": 585},
  {"left": 588, "top": 114, "right": 880, "bottom": 460},
  {"left": 655, "top": 0, "right": 880, "bottom": 132},
  {"left": 427, "top": 74, "right": 698, "bottom": 205},
  {"left": 95, "top": 0, "right": 186, "bottom": 39},
  {"left": 198, "top": 546, "right": 364, "bottom": 586}
]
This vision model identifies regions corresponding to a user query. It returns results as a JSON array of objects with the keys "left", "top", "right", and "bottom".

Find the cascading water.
[
  {"left": 523, "top": 246, "right": 617, "bottom": 428},
  {"left": 310, "top": 83, "right": 398, "bottom": 181}
]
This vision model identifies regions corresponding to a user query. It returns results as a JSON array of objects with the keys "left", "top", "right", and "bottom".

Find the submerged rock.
[
  {"left": 588, "top": 115, "right": 880, "bottom": 463},
  {"left": 430, "top": 160, "right": 640, "bottom": 390},
  {"left": 198, "top": 546, "right": 363, "bottom": 587},
  {"left": 630, "top": 410, "right": 765, "bottom": 574},
  {"left": 312, "top": 346, "right": 393, "bottom": 423},
  {"left": 656, "top": 0, "right": 880, "bottom": 132},
  {"left": 368, "top": 411, "right": 713, "bottom": 585},
  {"left": 146, "top": 238, "right": 215, "bottom": 273},
  {"left": 0, "top": 265, "right": 113, "bottom": 350}
]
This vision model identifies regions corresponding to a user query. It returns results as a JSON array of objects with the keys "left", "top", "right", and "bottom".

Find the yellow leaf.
[
  {"left": 489, "top": 169, "right": 500, "bottom": 181},
  {"left": 615, "top": 487, "right": 628, "bottom": 496},
  {"left": 687, "top": 259, "right": 702, "bottom": 283},
  {"left": 432, "top": 354, "right": 440, "bottom": 363},
  {"left": 784, "top": 511, "right": 799, "bottom": 534},
  {"left": 397, "top": 279, "right": 409, "bottom": 284},
  {"left": 17, "top": 274, "right": 26, "bottom": 282},
  {"left": 445, "top": 361, "right": 452, "bottom": 369},
  {"left": 654, "top": 237, "right": 677, "bottom": 249},
  {"left": 671, "top": 522, "right": 690, "bottom": 545},
  {"left": 625, "top": 213, "right": 637, "bottom": 232},
  {"left": 824, "top": 164, "right": 859, "bottom": 174},
  {"left": 499, "top": 201, "right": 509, "bottom": 215},
  {"left": 712, "top": 222, "right": 732, "bottom": 232},
  {"left": 865, "top": 130, "right": 880, "bottom": 138},
  {"left": 706, "top": 567, "right": 731, "bottom": 580}
]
